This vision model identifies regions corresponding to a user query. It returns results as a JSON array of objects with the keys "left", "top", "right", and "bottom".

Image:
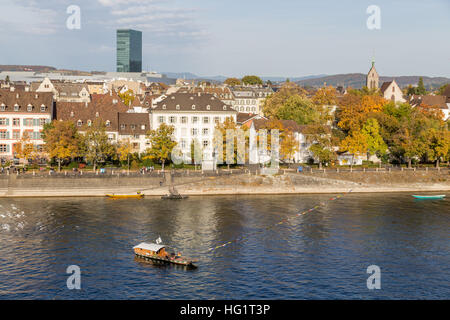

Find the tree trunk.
[
  {"left": 93, "top": 161, "right": 96, "bottom": 172},
  {"left": 127, "top": 154, "right": 130, "bottom": 172},
  {"left": 351, "top": 155, "right": 354, "bottom": 170},
  {"left": 58, "top": 159, "right": 61, "bottom": 172},
  {"left": 436, "top": 159, "right": 439, "bottom": 168},
  {"left": 162, "top": 160, "right": 165, "bottom": 171},
  {"left": 407, "top": 158, "right": 412, "bottom": 169},
  {"left": 318, "top": 161, "right": 322, "bottom": 169}
]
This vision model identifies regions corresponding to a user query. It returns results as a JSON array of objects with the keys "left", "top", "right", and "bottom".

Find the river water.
[{"left": 0, "top": 193, "right": 448, "bottom": 299}]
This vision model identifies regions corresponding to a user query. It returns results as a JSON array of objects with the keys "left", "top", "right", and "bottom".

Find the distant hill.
[
  {"left": 0, "top": 65, "right": 56, "bottom": 72},
  {"left": 296, "top": 73, "right": 450, "bottom": 89},
  {"left": 162, "top": 72, "right": 328, "bottom": 83}
]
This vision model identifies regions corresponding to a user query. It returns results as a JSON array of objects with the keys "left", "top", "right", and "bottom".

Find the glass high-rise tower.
[{"left": 116, "top": 29, "right": 142, "bottom": 72}]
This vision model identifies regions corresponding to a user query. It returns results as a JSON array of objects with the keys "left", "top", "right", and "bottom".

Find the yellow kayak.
[{"left": 106, "top": 194, "right": 144, "bottom": 199}]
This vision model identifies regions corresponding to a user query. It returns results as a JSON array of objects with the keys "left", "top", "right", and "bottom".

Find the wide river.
[{"left": 0, "top": 193, "right": 448, "bottom": 299}]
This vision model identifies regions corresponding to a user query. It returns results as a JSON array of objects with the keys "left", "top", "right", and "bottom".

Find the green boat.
[{"left": 412, "top": 195, "right": 446, "bottom": 200}]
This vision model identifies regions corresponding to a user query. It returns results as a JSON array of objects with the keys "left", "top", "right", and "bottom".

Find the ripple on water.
[{"left": 0, "top": 194, "right": 449, "bottom": 299}]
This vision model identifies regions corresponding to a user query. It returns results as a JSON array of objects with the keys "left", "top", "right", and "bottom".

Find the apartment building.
[{"left": 0, "top": 89, "right": 53, "bottom": 160}]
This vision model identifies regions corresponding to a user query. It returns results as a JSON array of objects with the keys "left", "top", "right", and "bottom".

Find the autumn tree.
[
  {"left": 312, "top": 86, "right": 337, "bottom": 106},
  {"left": 361, "top": 118, "right": 387, "bottom": 161},
  {"left": 15, "top": 131, "right": 35, "bottom": 164},
  {"left": 116, "top": 138, "right": 133, "bottom": 171},
  {"left": 213, "top": 117, "right": 249, "bottom": 168},
  {"left": 241, "top": 75, "right": 263, "bottom": 86},
  {"left": 224, "top": 78, "right": 241, "bottom": 86},
  {"left": 421, "top": 128, "right": 450, "bottom": 167},
  {"left": 339, "top": 130, "right": 369, "bottom": 168},
  {"left": 42, "top": 120, "right": 80, "bottom": 171},
  {"left": 336, "top": 93, "right": 386, "bottom": 132},
  {"left": 190, "top": 138, "right": 203, "bottom": 169},
  {"left": 144, "top": 123, "right": 177, "bottom": 171},
  {"left": 79, "top": 119, "right": 115, "bottom": 171},
  {"left": 118, "top": 89, "right": 134, "bottom": 107}
]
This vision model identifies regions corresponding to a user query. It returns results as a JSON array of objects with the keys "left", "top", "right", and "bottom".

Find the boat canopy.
[{"left": 133, "top": 242, "right": 165, "bottom": 252}]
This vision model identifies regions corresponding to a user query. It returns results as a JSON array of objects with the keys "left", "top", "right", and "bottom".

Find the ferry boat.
[
  {"left": 106, "top": 192, "right": 144, "bottom": 199},
  {"left": 133, "top": 242, "right": 197, "bottom": 268},
  {"left": 412, "top": 194, "right": 445, "bottom": 200}
]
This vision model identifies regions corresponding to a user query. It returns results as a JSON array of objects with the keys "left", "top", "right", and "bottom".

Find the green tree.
[
  {"left": 421, "top": 128, "right": 450, "bottom": 167},
  {"left": 224, "top": 78, "right": 241, "bottom": 86},
  {"left": 304, "top": 124, "right": 337, "bottom": 168},
  {"left": 79, "top": 119, "right": 115, "bottom": 171},
  {"left": 242, "top": 75, "right": 263, "bottom": 86},
  {"left": 42, "top": 120, "right": 80, "bottom": 171},
  {"left": 190, "top": 138, "right": 203, "bottom": 169},
  {"left": 416, "top": 77, "right": 427, "bottom": 95},
  {"left": 276, "top": 95, "right": 320, "bottom": 125},
  {"left": 144, "top": 123, "right": 177, "bottom": 171}
]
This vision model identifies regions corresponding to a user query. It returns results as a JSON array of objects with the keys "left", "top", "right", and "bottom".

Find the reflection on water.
[{"left": 0, "top": 194, "right": 448, "bottom": 299}]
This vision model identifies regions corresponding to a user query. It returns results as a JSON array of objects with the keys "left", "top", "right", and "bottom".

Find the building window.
[
  {"left": 14, "top": 105, "right": 19, "bottom": 111},
  {"left": 203, "top": 117, "right": 209, "bottom": 124},
  {"left": 40, "top": 105, "right": 46, "bottom": 112},
  {"left": 13, "top": 131, "right": 20, "bottom": 139},
  {"left": 181, "top": 139, "right": 186, "bottom": 149},
  {"left": 39, "top": 119, "right": 46, "bottom": 126},
  {"left": 0, "top": 131, "right": 9, "bottom": 139},
  {"left": 0, "top": 118, "right": 8, "bottom": 126},
  {"left": 158, "top": 116, "right": 165, "bottom": 124},
  {"left": 203, "top": 140, "right": 209, "bottom": 148},
  {"left": 120, "top": 124, "right": 126, "bottom": 129},
  {"left": 0, "top": 144, "right": 8, "bottom": 153},
  {"left": 191, "top": 128, "right": 198, "bottom": 136},
  {"left": 192, "top": 116, "right": 198, "bottom": 124},
  {"left": 214, "top": 117, "right": 220, "bottom": 123},
  {"left": 169, "top": 116, "right": 176, "bottom": 124},
  {"left": 130, "top": 124, "right": 136, "bottom": 130},
  {"left": 181, "top": 116, "right": 187, "bottom": 124},
  {"left": 202, "top": 128, "right": 209, "bottom": 135}
]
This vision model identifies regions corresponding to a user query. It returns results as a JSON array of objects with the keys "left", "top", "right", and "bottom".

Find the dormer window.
[
  {"left": 223, "top": 105, "right": 227, "bottom": 110},
  {"left": 0, "top": 104, "right": 5, "bottom": 111},
  {"left": 171, "top": 96, "right": 175, "bottom": 99},
  {"left": 77, "top": 120, "right": 82, "bottom": 127},
  {"left": 70, "top": 111, "right": 74, "bottom": 117},
  {"left": 95, "top": 112, "right": 99, "bottom": 117},
  {"left": 87, "top": 120, "right": 92, "bottom": 126},
  {"left": 27, "top": 104, "right": 33, "bottom": 112},
  {"left": 176, "top": 104, "right": 180, "bottom": 110},
  {"left": 162, "top": 104, "right": 166, "bottom": 109},
  {"left": 190, "top": 96, "right": 194, "bottom": 100},
  {"left": 120, "top": 124, "right": 125, "bottom": 129},
  {"left": 131, "top": 124, "right": 136, "bottom": 130},
  {"left": 40, "top": 105, "right": 46, "bottom": 112},
  {"left": 141, "top": 125, "right": 146, "bottom": 130},
  {"left": 112, "top": 99, "right": 118, "bottom": 104},
  {"left": 206, "top": 105, "right": 211, "bottom": 110},
  {"left": 192, "top": 105, "right": 196, "bottom": 110},
  {"left": 14, "top": 104, "right": 19, "bottom": 111},
  {"left": 211, "top": 97, "right": 215, "bottom": 100},
  {"left": 106, "top": 120, "right": 111, "bottom": 127}
]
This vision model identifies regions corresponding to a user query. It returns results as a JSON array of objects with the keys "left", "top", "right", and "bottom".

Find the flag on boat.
[{"left": 156, "top": 236, "right": 162, "bottom": 244}]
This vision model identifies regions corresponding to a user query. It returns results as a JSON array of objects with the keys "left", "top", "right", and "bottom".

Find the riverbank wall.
[{"left": 0, "top": 169, "right": 449, "bottom": 197}]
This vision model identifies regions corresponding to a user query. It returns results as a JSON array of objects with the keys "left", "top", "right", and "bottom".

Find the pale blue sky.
[{"left": 0, "top": 0, "right": 449, "bottom": 77}]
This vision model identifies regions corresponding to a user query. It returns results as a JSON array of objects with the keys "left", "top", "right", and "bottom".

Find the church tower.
[{"left": 366, "top": 58, "right": 379, "bottom": 90}]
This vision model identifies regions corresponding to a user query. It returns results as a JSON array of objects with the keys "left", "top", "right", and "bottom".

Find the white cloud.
[
  {"left": 0, "top": 2, "right": 60, "bottom": 35},
  {"left": 97, "top": 0, "right": 161, "bottom": 7}
]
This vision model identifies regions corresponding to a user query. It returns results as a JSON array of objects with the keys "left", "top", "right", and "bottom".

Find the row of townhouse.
[
  {"left": 0, "top": 90, "right": 53, "bottom": 160},
  {"left": 0, "top": 86, "right": 322, "bottom": 166}
]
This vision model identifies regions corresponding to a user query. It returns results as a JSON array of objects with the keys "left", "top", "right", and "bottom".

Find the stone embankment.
[{"left": 0, "top": 169, "right": 448, "bottom": 197}]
